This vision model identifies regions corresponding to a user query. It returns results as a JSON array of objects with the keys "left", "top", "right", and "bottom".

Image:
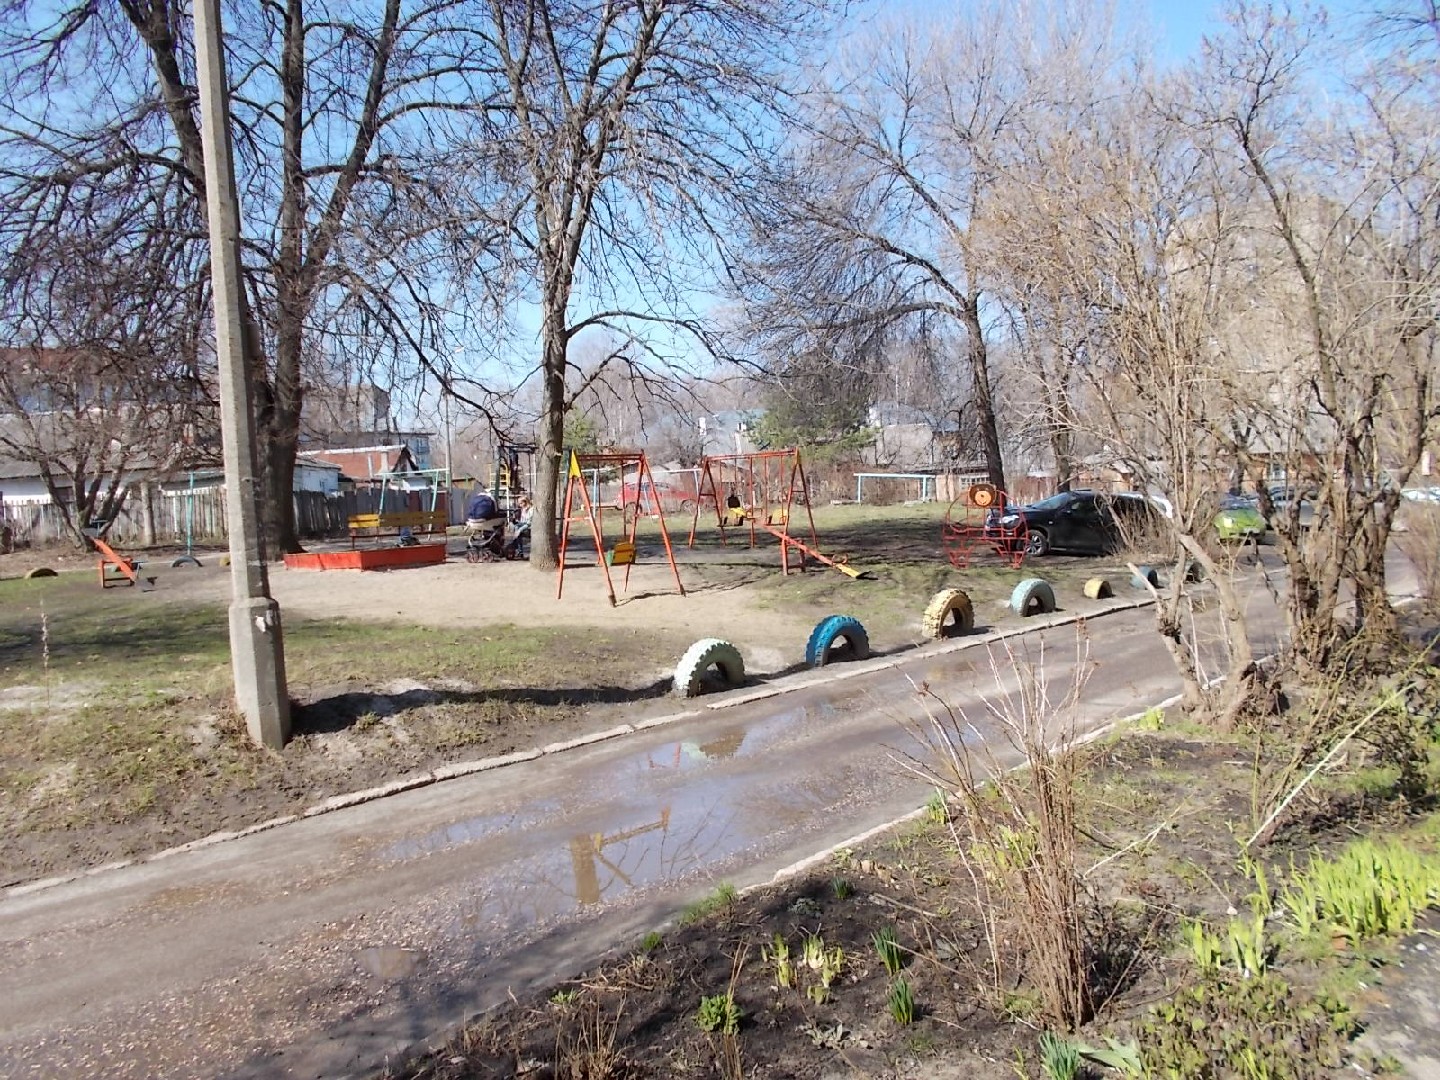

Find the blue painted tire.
[
  {"left": 673, "top": 639, "right": 745, "bottom": 698},
  {"left": 1131, "top": 566, "right": 1160, "bottom": 589},
  {"left": 1010, "top": 578, "right": 1056, "bottom": 617},
  {"left": 805, "top": 615, "right": 871, "bottom": 668}
]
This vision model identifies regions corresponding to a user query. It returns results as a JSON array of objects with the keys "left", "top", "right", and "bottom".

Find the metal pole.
[{"left": 193, "top": 0, "right": 290, "bottom": 749}]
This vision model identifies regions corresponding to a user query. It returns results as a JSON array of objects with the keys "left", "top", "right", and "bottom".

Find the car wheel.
[{"left": 1026, "top": 529, "right": 1050, "bottom": 557}]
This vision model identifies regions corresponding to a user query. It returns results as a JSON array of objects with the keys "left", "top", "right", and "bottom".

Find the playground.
[{"left": 0, "top": 494, "right": 1170, "bottom": 885}]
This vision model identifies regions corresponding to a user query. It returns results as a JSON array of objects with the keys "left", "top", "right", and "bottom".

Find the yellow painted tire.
[
  {"left": 922, "top": 588, "right": 974, "bottom": 639},
  {"left": 1083, "top": 577, "right": 1113, "bottom": 600}
]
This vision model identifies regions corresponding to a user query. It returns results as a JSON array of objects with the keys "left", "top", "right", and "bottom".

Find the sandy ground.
[
  {"left": 0, "top": 541, "right": 824, "bottom": 677},
  {"left": 266, "top": 556, "right": 807, "bottom": 637}
]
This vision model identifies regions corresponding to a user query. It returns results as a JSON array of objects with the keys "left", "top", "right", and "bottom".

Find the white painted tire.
[
  {"left": 673, "top": 638, "right": 746, "bottom": 698},
  {"left": 1010, "top": 578, "right": 1056, "bottom": 617}
]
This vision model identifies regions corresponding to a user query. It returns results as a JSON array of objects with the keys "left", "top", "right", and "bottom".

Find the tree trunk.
[
  {"left": 529, "top": 332, "right": 568, "bottom": 572},
  {"left": 961, "top": 293, "right": 1005, "bottom": 492},
  {"left": 141, "top": 482, "right": 157, "bottom": 547},
  {"left": 1051, "top": 426, "right": 1074, "bottom": 494},
  {"left": 1179, "top": 536, "right": 1259, "bottom": 729},
  {"left": 257, "top": 310, "right": 305, "bottom": 555}
]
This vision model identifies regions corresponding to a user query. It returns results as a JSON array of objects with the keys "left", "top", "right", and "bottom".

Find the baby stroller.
[{"left": 464, "top": 517, "right": 507, "bottom": 562}]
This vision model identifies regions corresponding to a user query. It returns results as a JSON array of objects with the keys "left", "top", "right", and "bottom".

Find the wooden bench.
[{"left": 347, "top": 509, "right": 448, "bottom": 547}]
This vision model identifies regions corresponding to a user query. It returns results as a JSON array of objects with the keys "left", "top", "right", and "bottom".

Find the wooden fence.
[{"left": 1, "top": 485, "right": 449, "bottom": 549}]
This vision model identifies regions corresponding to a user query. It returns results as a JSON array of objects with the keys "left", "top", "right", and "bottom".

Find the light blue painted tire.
[
  {"left": 1010, "top": 578, "right": 1056, "bottom": 617},
  {"left": 805, "top": 615, "right": 871, "bottom": 668},
  {"left": 1131, "top": 566, "right": 1160, "bottom": 589},
  {"left": 673, "top": 639, "right": 745, "bottom": 698}
]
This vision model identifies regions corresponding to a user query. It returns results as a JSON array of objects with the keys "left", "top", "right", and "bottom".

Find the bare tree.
[
  {"left": 0, "top": 1, "right": 502, "bottom": 553},
  {"left": 459, "top": 0, "right": 835, "bottom": 570},
  {"left": 735, "top": 3, "right": 1130, "bottom": 495},
  {"left": 1188, "top": 1, "right": 1440, "bottom": 665},
  {"left": 0, "top": 185, "right": 212, "bottom": 545}
]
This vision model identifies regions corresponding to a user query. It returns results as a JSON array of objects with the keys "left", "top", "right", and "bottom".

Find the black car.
[{"left": 994, "top": 490, "right": 1161, "bottom": 556}]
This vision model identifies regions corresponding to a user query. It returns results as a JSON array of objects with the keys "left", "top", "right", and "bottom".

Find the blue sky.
[{"left": 1147, "top": 0, "right": 1226, "bottom": 61}]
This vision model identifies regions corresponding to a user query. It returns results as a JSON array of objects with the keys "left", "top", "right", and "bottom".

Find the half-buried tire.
[
  {"left": 24, "top": 567, "right": 57, "bottom": 579},
  {"left": 1131, "top": 566, "right": 1160, "bottom": 589},
  {"left": 922, "top": 588, "right": 974, "bottom": 639},
  {"left": 1083, "top": 577, "right": 1113, "bottom": 600},
  {"left": 673, "top": 638, "right": 746, "bottom": 698},
  {"left": 805, "top": 615, "right": 870, "bottom": 668},
  {"left": 1010, "top": 577, "right": 1056, "bottom": 617}
]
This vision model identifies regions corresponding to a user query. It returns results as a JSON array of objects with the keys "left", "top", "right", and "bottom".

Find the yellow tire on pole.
[
  {"left": 1083, "top": 577, "right": 1113, "bottom": 600},
  {"left": 922, "top": 587, "right": 974, "bottom": 639}
]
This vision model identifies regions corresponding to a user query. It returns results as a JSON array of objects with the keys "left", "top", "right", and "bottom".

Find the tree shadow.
[{"left": 291, "top": 678, "right": 677, "bottom": 736}]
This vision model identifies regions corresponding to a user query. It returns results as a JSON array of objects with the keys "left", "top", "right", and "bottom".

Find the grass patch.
[
  {"left": 0, "top": 587, "right": 688, "bottom": 880},
  {"left": 680, "top": 882, "right": 739, "bottom": 925}
]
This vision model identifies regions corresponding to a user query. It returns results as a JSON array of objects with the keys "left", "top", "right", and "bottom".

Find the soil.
[
  {"left": 387, "top": 732, "right": 1437, "bottom": 1079},
  {"left": 1, "top": 511, "right": 1128, "bottom": 888}
]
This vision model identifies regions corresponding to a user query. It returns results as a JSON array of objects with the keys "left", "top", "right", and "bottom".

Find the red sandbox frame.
[{"left": 282, "top": 543, "right": 447, "bottom": 572}]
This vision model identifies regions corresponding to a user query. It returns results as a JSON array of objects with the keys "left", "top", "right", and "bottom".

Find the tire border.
[
  {"left": 1082, "top": 577, "right": 1113, "bottom": 600},
  {"left": 922, "top": 588, "right": 975, "bottom": 639},
  {"left": 1010, "top": 577, "right": 1056, "bottom": 617},
  {"left": 673, "top": 638, "right": 746, "bottom": 698},
  {"left": 804, "top": 615, "right": 871, "bottom": 668}
]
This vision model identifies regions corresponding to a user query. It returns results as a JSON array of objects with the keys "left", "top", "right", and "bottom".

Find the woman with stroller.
[
  {"left": 464, "top": 486, "right": 507, "bottom": 561},
  {"left": 503, "top": 496, "right": 532, "bottom": 560}
]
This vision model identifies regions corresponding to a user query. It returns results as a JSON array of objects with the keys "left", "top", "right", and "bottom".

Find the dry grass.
[{"left": 895, "top": 630, "right": 1098, "bottom": 1029}]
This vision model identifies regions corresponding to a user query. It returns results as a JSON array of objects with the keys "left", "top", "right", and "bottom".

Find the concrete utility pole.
[{"left": 193, "top": 0, "right": 291, "bottom": 749}]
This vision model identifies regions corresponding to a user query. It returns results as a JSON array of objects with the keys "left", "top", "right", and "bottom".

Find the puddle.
[
  {"left": 379, "top": 669, "right": 991, "bottom": 952},
  {"left": 431, "top": 759, "right": 883, "bottom": 945},
  {"left": 383, "top": 807, "right": 539, "bottom": 861},
  {"left": 357, "top": 946, "right": 426, "bottom": 981}
]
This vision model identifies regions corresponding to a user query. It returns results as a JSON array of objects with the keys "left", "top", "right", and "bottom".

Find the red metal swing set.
[
  {"left": 686, "top": 449, "right": 864, "bottom": 579},
  {"left": 556, "top": 449, "right": 686, "bottom": 606}
]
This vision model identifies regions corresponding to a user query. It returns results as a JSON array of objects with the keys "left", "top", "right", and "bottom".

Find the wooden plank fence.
[{"left": 0, "top": 485, "right": 446, "bottom": 549}]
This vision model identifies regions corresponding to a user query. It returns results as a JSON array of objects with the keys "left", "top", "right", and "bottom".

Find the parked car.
[
  {"left": 1213, "top": 494, "right": 1267, "bottom": 541},
  {"left": 1265, "top": 485, "right": 1315, "bottom": 530},
  {"left": 994, "top": 490, "right": 1162, "bottom": 557}
]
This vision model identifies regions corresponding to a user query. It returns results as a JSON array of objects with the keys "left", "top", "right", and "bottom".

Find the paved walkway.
[{"left": 0, "top": 580, "right": 1286, "bottom": 1078}]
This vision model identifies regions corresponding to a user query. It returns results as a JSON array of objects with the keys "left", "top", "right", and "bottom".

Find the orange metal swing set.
[
  {"left": 687, "top": 449, "right": 865, "bottom": 579},
  {"left": 556, "top": 449, "right": 686, "bottom": 606}
]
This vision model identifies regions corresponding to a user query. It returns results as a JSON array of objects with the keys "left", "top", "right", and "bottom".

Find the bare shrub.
[
  {"left": 1396, "top": 501, "right": 1440, "bottom": 617},
  {"left": 1248, "top": 654, "right": 1437, "bottom": 848},
  {"left": 895, "top": 631, "right": 1100, "bottom": 1030},
  {"left": 553, "top": 998, "right": 628, "bottom": 1080}
]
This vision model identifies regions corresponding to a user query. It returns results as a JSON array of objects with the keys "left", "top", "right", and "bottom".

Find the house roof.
[{"left": 298, "top": 445, "right": 417, "bottom": 479}]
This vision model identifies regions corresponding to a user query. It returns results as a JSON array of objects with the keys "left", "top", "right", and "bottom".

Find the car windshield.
[
  {"left": 1028, "top": 492, "right": 1082, "bottom": 512},
  {"left": 1220, "top": 495, "right": 1257, "bottom": 510}
]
